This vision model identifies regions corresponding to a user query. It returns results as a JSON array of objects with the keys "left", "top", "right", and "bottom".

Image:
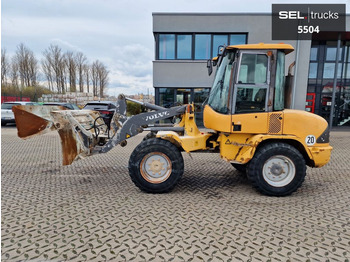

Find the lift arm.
[{"left": 13, "top": 95, "right": 187, "bottom": 165}]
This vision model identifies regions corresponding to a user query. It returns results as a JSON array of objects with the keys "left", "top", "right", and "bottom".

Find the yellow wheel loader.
[{"left": 13, "top": 43, "right": 332, "bottom": 196}]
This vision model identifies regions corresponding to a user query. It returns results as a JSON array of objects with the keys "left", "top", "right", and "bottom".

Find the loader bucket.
[
  {"left": 13, "top": 105, "right": 65, "bottom": 139},
  {"left": 13, "top": 105, "right": 110, "bottom": 166}
]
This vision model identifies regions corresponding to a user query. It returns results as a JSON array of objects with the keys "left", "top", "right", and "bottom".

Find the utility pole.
[{"left": 329, "top": 33, "right": 341, "bottom": 129}]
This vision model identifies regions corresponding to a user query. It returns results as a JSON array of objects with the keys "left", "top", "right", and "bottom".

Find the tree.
[
  {"left": 10, "top": 56, "right": 19, "bottom": 89},
  {"left": 15, "top": 43, "right": 38, "bottom": 88},
  {"left": 75, "top": 52, "right": 87, "bottom": 92},
  {"left": 97, "top": 62, "right": 108, "bottom": 98},
  {"left": 83, "top": 63, "right": 90, "bottom": 93},
  {"left": 41, "top": 58, "right": 54, "bottom": 91},
  {"left": 1, "top": 49, "right": 9, "bottom": 86},
  {"left": 43, "top": 45, "right": 66, "bottom": 93},
  {"left": 65, "top": 51, "right": 77, "bottom": 92},
  {"left": 91, "top": 60, "right": 109, "bottom": 98},
  {"left": 91, "top": 61, "right": 98, "bottom": 97}
]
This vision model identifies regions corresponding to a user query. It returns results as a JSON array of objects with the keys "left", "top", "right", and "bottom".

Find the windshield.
[{"left": 207, "top": 50, "right": 236, "bottom": 114}]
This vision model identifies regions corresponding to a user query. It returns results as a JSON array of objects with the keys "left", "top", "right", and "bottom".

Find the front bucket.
[
  {"left": 12, "top": 105, "right": 65, "bottom": 139},
  {"left": 13, "top": 105, "right": 109, "bottom": 165}
]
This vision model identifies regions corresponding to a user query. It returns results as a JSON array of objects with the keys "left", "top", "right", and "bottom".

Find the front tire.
[
  {"left": 128, "top": 138, "right": 184, "bottom": 193},
  {"left": 231, "top": 163, "right": 247, "bottom": 173},
  {"left": 247, "top": 143, "right": 306, "bottom": 196}
]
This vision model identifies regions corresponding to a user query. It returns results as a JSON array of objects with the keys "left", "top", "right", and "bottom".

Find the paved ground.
[{"left": 1, "top": 125, "right": 350, "bottom": 261}]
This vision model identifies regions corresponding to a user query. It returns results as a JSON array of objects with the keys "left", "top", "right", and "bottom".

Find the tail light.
[{"left": 99, "top": 110, "right": 113, "bottom": 115}]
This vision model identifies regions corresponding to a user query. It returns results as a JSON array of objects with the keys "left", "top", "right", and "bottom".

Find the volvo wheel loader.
[{"left": 13, "top": 43, "right": 332, "bottom": 196}]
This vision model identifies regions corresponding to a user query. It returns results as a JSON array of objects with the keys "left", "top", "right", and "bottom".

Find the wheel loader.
[{"left": 13, "top": 43, "right": 332, "bottom": 196}]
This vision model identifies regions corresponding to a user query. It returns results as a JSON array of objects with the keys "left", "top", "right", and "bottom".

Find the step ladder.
[{"left": 339, "top": 116, "right": 350, "bottom": 126}]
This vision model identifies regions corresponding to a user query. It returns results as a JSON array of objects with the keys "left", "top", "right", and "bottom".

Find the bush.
[
  {"left": 126, "top": 100, "right": 142, "bottom": 116},
  {"left": 1, "top": 84, "right": 52, "bottom": 102}
]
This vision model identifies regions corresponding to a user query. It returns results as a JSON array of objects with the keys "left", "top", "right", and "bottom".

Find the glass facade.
[
  {"left": 307, "top": 40, "right": 350, "bottom": 126},
  {"left": 157, "top": 33, "right": 247, "bottom": 60},
  {"left": 156, "top": 87, "right": 210, "bottom": 126}
]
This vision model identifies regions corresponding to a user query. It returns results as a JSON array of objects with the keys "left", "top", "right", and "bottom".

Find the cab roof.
[{"left": 226, "top": 43, "right": 294, "bottom": 54}]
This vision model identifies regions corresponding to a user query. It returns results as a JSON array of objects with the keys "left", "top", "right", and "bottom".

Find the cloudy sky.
[{"left": 2, "top": 0, "right": 348, "bottom": 96}]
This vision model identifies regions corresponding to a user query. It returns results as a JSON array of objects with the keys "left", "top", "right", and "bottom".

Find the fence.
[{"left": 1, "top": 96, "right": 31, "bottom": 103}]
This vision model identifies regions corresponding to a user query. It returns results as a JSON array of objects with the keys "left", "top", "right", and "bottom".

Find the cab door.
[{"left": 231, "top": 50, "right": 271, "bottom": 134}]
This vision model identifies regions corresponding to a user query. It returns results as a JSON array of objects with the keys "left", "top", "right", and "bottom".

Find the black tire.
[
  {"left": 128, "top": 138, "right": 184, "bottom": 193},
  {"left": 247, "top": 143, "right": 306, "bottom": 196},
  {"left": 231, "top": 163, "right": 247, "bottom": 173},
  {"left": 1, "top": 121, "right": 6, "bottom": 126}
]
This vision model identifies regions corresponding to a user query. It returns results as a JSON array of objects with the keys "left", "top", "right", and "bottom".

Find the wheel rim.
[
  {"left": 140, "top": 152, "right": 172, "bottom": 184},
  {"left": 262, "top": 155, "right": 296, "bottom": 187}
]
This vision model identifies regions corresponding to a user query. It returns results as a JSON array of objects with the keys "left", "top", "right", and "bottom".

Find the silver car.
[{"left": 1, "top": 101, "right": 35, "bottom": 126}]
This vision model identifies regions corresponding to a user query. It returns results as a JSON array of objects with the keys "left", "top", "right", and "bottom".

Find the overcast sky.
[{"left": 1, "top": 0, "right": 349, "bottom": 96}]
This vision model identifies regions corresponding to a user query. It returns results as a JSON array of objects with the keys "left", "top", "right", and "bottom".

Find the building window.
[
  {"left": 195, "top": 34, "right": 212, "bottom": 60},
  {"left": 308, "top": 63, "right": 318, "bottom": 78},
  {"left": 157, "top": 33, "right": 247, "bottom": 60},
  {"left": 310, "top": 46, "right": 318, "bottom": 60},
  {"left": 323, "top": 41, "right": 342, "bottom": 79},
  {"left": 308, "top": 46, "right": 318, "bottom": 79},
  {"left": 177, "top": 35, "right": 192, "bottom": 59},
  {"left": 176, "top": 89, "right": 191, "bottom": 105},
  {"left": 212, "top": 34, "right": 228, "bottom": 57},
  {"left": 159, "top": 88, "right": 175, "bottom": 108},
  {"left": 159, "top": 34, "right": 175, "bottom": 59},
  {"left": 230, "top": 34, "right": 247, "bottom": 45}
]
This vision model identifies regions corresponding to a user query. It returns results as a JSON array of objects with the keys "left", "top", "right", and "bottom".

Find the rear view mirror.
[{"left": 207, "top": 59, "right": 213, "bottom": 76}]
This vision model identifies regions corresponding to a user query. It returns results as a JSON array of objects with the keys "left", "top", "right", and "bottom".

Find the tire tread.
[
  {"left": 128, "top": 138, "right": 184, "bottom": 193},
  {"left": 247, "top": 143, "right": 306, "bottom": 196}
]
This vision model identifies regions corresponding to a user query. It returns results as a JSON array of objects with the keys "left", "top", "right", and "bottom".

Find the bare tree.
[
  {"left": 1, "top": 49, "right": 10, "bottom": 86},
  {"left": 15, "top": 43, "right": 38, "bottom": 88},
  {"left": 75, "top": 52, "right": 87, "bottom": 92},
  {"left": 91, "top": 60, "right": 109, "bottom": 98},
  {"left": 83, "top": 63, "right": 90, "bottom": 93},
  {"left": 41, "top": 58, "right": 54, "bottom": 91},
  {"left": 65, "top": 51, "right": 77, "bottom": 92},
  {"left": 91, "top": 61, "right": 98, "bottom": 97},
  {"left": 10, "top": 56, "right": 19, "bottom": 88},
  {"left": 43, "top": 45, "right": 66, "bottom": 93},
  {"left": 97, "top": 62, "right": 108, "bottom": 98}
]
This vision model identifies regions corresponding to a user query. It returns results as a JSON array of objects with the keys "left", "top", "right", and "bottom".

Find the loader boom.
[{"left": 13, "top": 94, "right": 187, "bottom": 165}]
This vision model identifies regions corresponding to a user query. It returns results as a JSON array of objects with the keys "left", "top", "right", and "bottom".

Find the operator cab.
[{"left": 204, "top": 43, "right": 294, "bottom": 133}]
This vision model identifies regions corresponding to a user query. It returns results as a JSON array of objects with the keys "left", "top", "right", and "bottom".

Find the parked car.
[
  {"left": 43, "top": 102, "right": 80, "bottom": 110},
  {"left": 83, "top": 101, "right": 117, "bottom": 128},
  {"left": 1, "top": 101, "right": 36, "bottom": 126}
]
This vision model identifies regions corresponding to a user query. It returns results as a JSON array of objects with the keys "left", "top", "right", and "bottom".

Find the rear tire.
[
  {"left": 128, "top": 138, "right": 184, "bottom": 193},
  {"left": 247, "top": 143, "right": 306, "bottom": 196}
]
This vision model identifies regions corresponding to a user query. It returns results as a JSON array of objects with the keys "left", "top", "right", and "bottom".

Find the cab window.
[
  {"left": 235, "top": 53, "right": 269, "bottom": 113},
  {"left": 207, "top": 51, "right": 235, "bottom": 114}
]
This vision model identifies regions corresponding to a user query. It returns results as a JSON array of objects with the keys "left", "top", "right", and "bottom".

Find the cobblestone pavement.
[{"left": 1, "top": 125, "right": 350, "bottom": 261}]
